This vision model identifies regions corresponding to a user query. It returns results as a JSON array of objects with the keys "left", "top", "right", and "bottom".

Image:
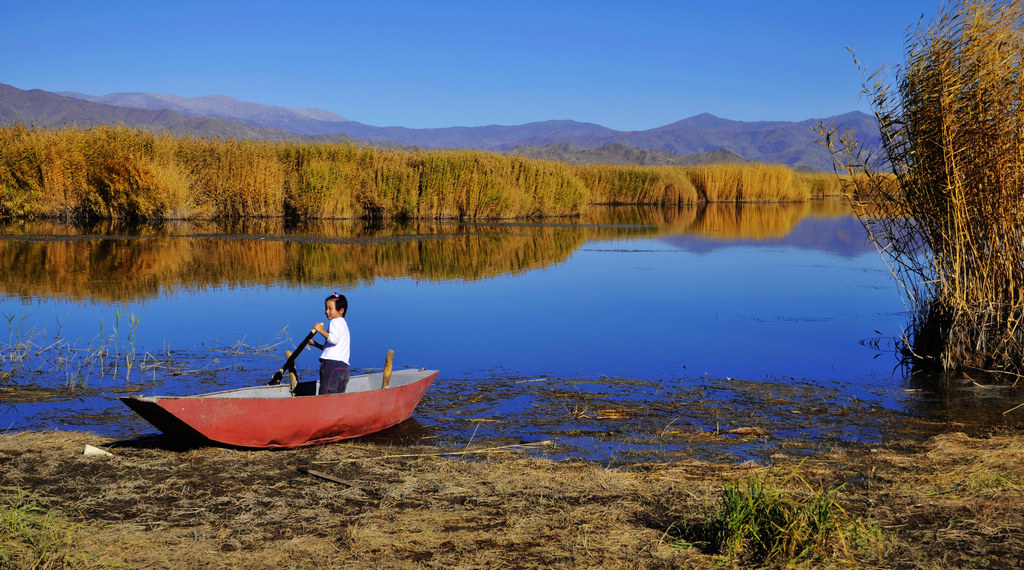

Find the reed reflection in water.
[
  {"left": 0, "top": 200, "right": 855, "bottom": 303},
  {"left": 0, "top": 201, "right": 930, "bottom": 453}
]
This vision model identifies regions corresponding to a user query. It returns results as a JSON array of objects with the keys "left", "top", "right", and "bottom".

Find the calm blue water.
[{"left": 1, "top": 208, "right": 930, "bottom": 462}]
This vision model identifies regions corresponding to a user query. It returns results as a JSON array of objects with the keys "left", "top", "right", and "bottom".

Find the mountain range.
[{"left": 0, "top": 82, "right": 878, "bottom": 171}]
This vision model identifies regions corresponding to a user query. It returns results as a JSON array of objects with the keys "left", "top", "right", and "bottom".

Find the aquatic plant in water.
[{"left": 0, "top": 311, "right": 147, "bottom": 390}]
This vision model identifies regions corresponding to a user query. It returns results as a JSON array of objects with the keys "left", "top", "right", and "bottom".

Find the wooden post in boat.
[{"left": 382, "top": 349, "right": 394, "bottom": 388}]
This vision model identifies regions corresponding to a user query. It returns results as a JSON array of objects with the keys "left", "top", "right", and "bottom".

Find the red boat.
[{"left": 119, "top": 368, "right": 438, "bottom": 449}]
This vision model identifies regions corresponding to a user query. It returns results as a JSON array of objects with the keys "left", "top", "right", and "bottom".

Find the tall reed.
[
  {"left": 823, "top": 0, "right": 1024, "bottom": 376},
  {"left": 575, "top": 164, "right": 699, "bottom": 204},
  {"left": 795, "top": 171, "right": 844, "bottom": 198},
  {"left": 1, "top": 125, "right": 818, "bottom": 221},
  {"left": 414, "top": 150, "right": 588, "bottom": 219},
  {"left": 279, "top": 142, "right": 390, "bottom": 219},
  {"left": 0, "top": 125, "right": 85, "bottom": 217},
  {"left": 688, "top": 162, "right": 807, "bottom": 202}
]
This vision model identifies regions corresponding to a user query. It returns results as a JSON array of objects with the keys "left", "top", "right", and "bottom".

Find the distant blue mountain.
[
  {"left": 2, "top": 82, "right": 879, "bottom": 171},
  {"left": 57, "top": 91, "right": 348, "bottom": 135}
]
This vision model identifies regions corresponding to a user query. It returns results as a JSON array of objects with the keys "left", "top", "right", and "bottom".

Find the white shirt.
[{"left": 320, "top": 316, "right": 350, "bottom": 364}]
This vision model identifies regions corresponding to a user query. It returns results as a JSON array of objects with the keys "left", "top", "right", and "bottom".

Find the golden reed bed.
[{"left": 0, "top": 125, "right": 839, "bottom": 221}]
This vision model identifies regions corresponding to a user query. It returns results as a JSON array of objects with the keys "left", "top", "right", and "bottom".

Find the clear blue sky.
[{"left": 2, "top": 0, "right": 941, "bottom": 130}]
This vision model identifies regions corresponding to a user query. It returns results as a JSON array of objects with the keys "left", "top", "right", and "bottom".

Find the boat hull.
[{"left": 120, "top": 369, "right": 438, "bottom": 449}]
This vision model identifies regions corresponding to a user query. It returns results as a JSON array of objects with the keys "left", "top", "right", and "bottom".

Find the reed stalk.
[{"left": 822, "top": 0, "right": 1024, "bottom": 376}]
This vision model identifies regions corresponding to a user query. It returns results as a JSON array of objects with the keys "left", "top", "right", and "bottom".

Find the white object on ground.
[{"left": 83, "top": 444, "right": 114, "bottom": 457}]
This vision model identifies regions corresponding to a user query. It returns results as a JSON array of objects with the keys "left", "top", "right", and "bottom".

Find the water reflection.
[
  {"left": 0, "top": 201, "right": 860, "bottom": 303},
  {"left": 904, "top": 369, "right": 1024, "bottom": 429}
]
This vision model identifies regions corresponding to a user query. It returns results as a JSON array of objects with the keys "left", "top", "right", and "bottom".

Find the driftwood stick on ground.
[
  {"left": 310, "top": 441, "right": 556, "bottom": 465},
  {"left": 296, "top": 465, "right": 377, "bottom": 495}
]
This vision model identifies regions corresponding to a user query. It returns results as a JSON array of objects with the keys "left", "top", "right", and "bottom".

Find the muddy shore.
[{"left": 2, "top": 427, "right": 1023, "bottom": 569}]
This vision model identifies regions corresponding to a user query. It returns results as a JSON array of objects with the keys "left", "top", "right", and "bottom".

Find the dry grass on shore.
[{"left": 2, "top": 429, "right": 1024, "bottom": 568}]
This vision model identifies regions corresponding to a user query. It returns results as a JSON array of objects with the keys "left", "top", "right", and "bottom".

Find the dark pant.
[{"left": 318, "top": 359, "right": 350, "bottom": 395}]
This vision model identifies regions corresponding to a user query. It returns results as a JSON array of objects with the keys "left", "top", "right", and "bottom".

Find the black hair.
[{"left": 326, "top": 292, "right": 348, "bottom": 315}]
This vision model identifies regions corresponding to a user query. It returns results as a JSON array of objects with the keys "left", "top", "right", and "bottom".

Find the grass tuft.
[
  {"left": 661, "top": 468, "right": 891, "bottom": 567},
  {"left": 0, "top": 487, "right": 81, "bottom": 569}
]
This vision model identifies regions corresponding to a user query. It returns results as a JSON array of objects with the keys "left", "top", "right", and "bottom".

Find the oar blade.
[{"left": 267, "top": 329, "right": 317, "bottom": 385}]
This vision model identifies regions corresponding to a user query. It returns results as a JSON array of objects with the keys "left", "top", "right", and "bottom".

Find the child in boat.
[{"left": 312, "top": 292, "right": 350, "bottom": 394}]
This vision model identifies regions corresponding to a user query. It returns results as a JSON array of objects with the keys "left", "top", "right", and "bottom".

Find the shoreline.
[{"left": 3, "top": 428, "right": 1023, "bottom": 568}]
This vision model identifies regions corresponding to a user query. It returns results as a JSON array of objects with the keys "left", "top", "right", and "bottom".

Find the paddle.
[{"left": 268, "top": 329, "right": 318, "bottom": 385}]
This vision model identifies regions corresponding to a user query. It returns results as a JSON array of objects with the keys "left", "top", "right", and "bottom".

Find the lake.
[{"left": 2, "top": 201, "right": 1020, "bottom": 464}]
